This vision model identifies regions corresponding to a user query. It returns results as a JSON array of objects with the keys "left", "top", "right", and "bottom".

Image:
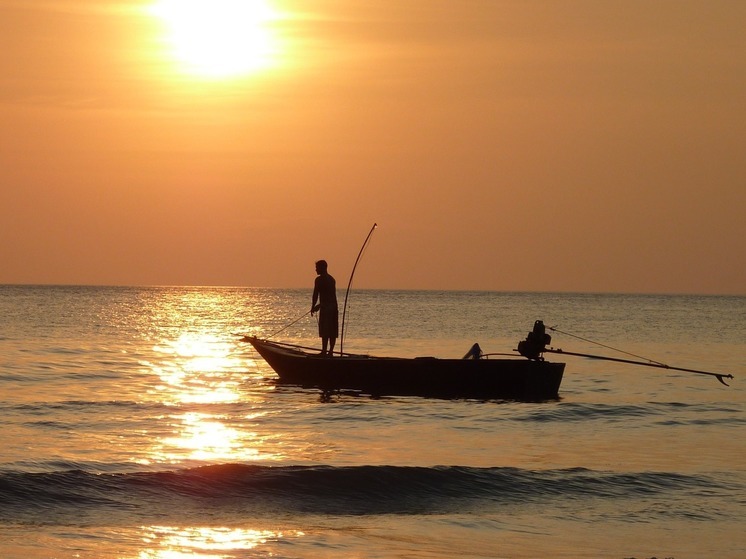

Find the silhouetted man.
[{"left": 311, "top": 260, "right": 338, "bottom": 356}]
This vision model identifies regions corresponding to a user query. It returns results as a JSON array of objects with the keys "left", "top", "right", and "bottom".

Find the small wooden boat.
[{"left": 242, "top": 321, "right": 565, "bottom": 400}]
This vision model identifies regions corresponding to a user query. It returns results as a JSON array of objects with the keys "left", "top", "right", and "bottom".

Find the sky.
[{"left": 1, "top": 0, "right": 744, "bottom": 294}]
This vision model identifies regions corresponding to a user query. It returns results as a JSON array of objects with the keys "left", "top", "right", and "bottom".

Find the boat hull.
[{"left": 245, "top": 338, "right": 564, "bottom": 400}]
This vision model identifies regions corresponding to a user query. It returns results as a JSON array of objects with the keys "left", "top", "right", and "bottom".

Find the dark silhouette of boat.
[{"left": 242, "top": 321, "right": 564, "bottom": 400}]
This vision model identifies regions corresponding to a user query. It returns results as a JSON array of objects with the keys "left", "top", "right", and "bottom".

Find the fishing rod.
[
  {"left": 542, "top": 325, "right": 733, "bottom": 386},
  {"left": 340, "top": 222, "right": 377, "bottom": 354},
  {"left": 543, "top": 347, "right": 734, "bottom": 386},
  {"left": 548, "top": 326, "right": 668, "bottom": 367},
  {"left": 266, "top": 309, "right": 312, "bottom": 339},
  {"left": 233, "top": 309, "right": 312, "bottom": 341}
]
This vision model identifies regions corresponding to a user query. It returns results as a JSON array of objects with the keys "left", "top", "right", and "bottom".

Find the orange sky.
[{"left": 2, "top": 1, "right": 744, "bottom": 293}]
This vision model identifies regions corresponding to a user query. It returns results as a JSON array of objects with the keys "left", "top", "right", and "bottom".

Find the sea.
[{"left": 0, "top": 285, "right": 743, "bottom": 559}]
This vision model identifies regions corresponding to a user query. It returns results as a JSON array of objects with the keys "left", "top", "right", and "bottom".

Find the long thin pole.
[
  {"left": 340, "top": 223, "right": 377, "bottom": 354},
  {"left": 544, "top": 347, "right": 734, "bottom": 386}
]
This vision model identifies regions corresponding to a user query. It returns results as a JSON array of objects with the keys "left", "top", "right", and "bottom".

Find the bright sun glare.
[{"left": 150, "top": 0, "right": 278, "bottom": 78}]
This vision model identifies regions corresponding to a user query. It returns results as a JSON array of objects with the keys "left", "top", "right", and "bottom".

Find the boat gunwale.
[{"left": 244, "top": 336, "right": 559, "bottom": 364}]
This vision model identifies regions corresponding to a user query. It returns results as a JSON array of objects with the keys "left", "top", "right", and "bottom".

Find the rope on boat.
[
  {"left": 546, "top": 325, "right": 734, "bottom": 386},
  {"left": 547, "top": 325, "right": 667, "bottom": 366}
]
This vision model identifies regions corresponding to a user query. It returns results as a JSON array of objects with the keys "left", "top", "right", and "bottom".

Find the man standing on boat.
[{"left": 311, "top": 260, "right": 339, "bottom": 356}]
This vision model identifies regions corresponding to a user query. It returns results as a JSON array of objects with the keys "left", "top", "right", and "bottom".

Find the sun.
[{"left": 150, "top": 0, "right": 278, "bottom": 78}]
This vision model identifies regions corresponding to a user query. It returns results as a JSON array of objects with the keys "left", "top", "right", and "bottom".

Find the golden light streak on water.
[
  {"left": 138, "top": 526, "right": 303, "bottom": 558},
  {"left": 158, "top": 412, "right": 278, "bottom": 462},
  {"left": 139, "top": 326, "right": 282, "bottom": 464},
  {"left": 150, "top": 333, "right": 246, "bottom": 404}
]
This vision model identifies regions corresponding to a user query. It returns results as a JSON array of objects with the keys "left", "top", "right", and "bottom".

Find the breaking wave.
[{"left": 0, "top": 463, "right": 737, "bottom": 525}]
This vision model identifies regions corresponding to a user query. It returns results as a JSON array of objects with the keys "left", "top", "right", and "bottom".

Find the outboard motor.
[{"left": 517, "top": 320, "right": 552, "bottom": 360}]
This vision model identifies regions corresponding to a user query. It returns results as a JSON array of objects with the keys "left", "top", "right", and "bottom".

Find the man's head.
[{"left": 315, "top": 260, "right": 328, "bottom": 274}]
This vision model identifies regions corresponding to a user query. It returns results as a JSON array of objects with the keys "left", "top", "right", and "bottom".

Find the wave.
[
  {"left": 0, "top": 464, "right": 737, "bottom": 525},
  {"left": 515, "top": 403, "right": 658, "bottom": 422},
  {"left": 509, "top": 402, "right": 745, "bottom": 426}
]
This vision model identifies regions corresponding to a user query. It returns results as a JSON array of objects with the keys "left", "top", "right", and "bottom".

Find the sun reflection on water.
[
  {"left": 153, "top": 412, "right": 278, "bottom": 462},
  {"left": 138, "top": 526, "right": 303, "bottom": 559},
  {"left": 139, "top": 327, "right": 282, "bottom": 464},
  {"left": 151, "top": 333, "right": 246, "bottom": 405}
]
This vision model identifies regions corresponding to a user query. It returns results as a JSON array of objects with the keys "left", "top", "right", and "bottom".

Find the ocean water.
[{"left": 0, "top": 285, "right": 743, "bottom": 559}]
